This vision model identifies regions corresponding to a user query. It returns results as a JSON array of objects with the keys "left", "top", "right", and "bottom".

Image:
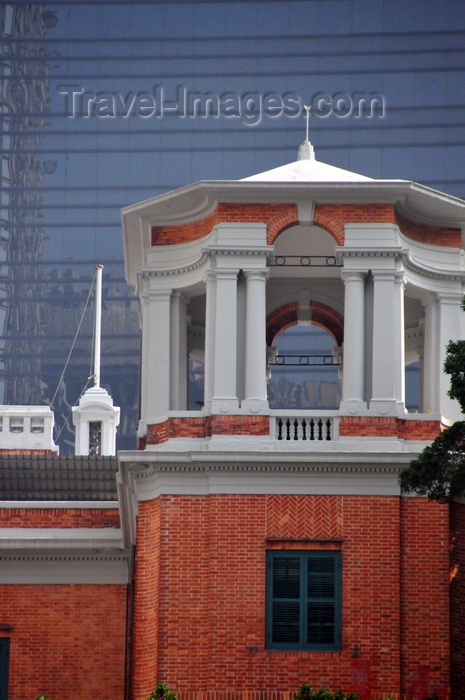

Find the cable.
[{"left": 50, "top": 267, "right": 97, "bottom": 410}]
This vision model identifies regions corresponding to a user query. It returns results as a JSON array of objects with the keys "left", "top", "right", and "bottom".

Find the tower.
[{"left": 120, "top": 140, "right": 465, "bottom": 699}]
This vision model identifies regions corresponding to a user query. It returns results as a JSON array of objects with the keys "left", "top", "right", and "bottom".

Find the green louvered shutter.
[
  {"left": 0, "top": 639, "right": 9, "bottom": 700},
  {"left": 266, "top": 551, "right": 342, "bottom": 651}
]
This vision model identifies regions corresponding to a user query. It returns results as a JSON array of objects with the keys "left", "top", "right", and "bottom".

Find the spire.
[{"left": 298, "top": 105, "right": 315, "bottom": 161}]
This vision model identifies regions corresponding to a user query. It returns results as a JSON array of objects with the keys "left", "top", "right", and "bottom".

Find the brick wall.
[
  {"left": 151, "top": 204, "right": 299, "bottom": 247},
  {"left": 266, "top": 301, "right": 344, "bottom": 347},
  {"left": 450, "top": 501, "right": 465, "bottom": 697},
  {"left": 144, "top": 416, "right": 443, "bottom": 445},
  {"left": 132, "top": 497, "right": 162, "bottom": 700},
  {"left": 146, "top": 415, "right": 270, "bottom": 444},
  {"left": 133, "top": 494, "right": 450, "bottom": 700},
  {"left": 151, "top": 202, "right": 402, "bottom": 250},
  {"left": 0, "top": 584, "right": 127, "bottom": 700},
  {"left": 339, "top": 417, "right": 443, "bottom": 441},
  {"left": 313, "top": 203, "right": 396, "bottom": 246},
  {"left": 400, "top": 499, "right": 450, "bottom": 699},
  {"left": 151, "top": 202, "right": 460, "bottom": 256},
  {"left": 0, "top": 507, "right": 120, "bottom": 528},
  {"left": 396, "top": 212, "right": 461, "bottom": 247}
]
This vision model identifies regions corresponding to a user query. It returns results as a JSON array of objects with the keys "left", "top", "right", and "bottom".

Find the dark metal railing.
[
  {"left": 270, "top": 255, "right": 342, "bottom": 267},
  {"left": 270, "top": 354, "right": 340, "bottom": 366}
]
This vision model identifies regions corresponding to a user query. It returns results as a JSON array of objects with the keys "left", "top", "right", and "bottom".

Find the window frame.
[
  {"left": 0, "top": 638, "right": 9, "bottom": 700},
  {"left": 266, "top": 550, "right": 342, "bottom": 651}
]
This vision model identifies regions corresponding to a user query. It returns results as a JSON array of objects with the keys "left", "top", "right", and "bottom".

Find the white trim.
[
  {"left": 0, "top": 527, "right": 124, "bottom": 551},
  {"left": 119, "top": 449, "right": 421, "bottom": 501},
  {"left": 0, "top": 558, "right": 128, "bottom": 584}
]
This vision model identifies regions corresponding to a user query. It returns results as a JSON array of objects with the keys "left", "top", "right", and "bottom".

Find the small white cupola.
[{"left": 72, "top": 265, "right": 120, "bottom": 456}]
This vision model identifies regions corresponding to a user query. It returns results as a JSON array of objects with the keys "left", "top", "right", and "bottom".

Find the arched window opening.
[
  {"left": 268, "top": 325, "right": 342, "bottom": 410},
  {"left": 188, "top": 349, "right": 205, "bottom": 409},
  {"left": 405, "top": 360, "right": 420, "bottom": 412}
]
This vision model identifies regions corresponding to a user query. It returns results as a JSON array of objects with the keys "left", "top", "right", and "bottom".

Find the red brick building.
[{"left": 2, "top": 142, "right": 465, "bottom": 699}]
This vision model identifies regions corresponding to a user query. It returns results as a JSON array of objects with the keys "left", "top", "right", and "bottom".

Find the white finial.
[
  {"left": 305, "top": 104, "right": 311, "bottom": 143},
  {"left": 298, "top": 105, "right": 315, "bottom": 161}
]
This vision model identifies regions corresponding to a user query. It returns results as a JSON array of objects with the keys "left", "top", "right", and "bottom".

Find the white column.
[
  {"left": 203, "top": 270, "right": 216, "bottom": 410},
  {"left": 340, "top": 270, "right": 367, "bottom": 413},
  {"left": 417, "top": 346, "right": 425, "bottom": 413},
  {"left": 394, "top": 271, "right": 406, "bottom": 412},
  {"left": 422, "top": 294, "right": 439, "bottom": 414},
  {"left": 145, "top": 289, "right": 171, "bottom": 423},
  {"left": 242, "top": 269, "right": 269, "bottom": 412},
  {"left": 170, "top": 290, "right": 188, "bottom": 410},
  {"left": 437, "top": 291, "right": 464, "bottom": 422},
  {"left": 139, "top": 293, "right": 150, "bottom": 432},
  {"left": 211, "top": 268, "right": 239, "bottom": 413},
  {"left": 370, "top": 268, "right": 399, "bottom": 414}
]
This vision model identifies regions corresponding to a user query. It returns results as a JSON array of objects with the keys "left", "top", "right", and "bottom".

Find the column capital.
[
  {"left": 394, "top": 270, "right": 407, "bottom": 288},
  {"left": 243, "top": 268, "right": 269, "bottom": 282},
  {"left": 211, "top": 268, "right": 239, "bottom": 281},
  {"left": 147, "top": 288, "right": 172, "bottom": 302},
  {"left": 340, "top": 269, "right": 367, "bottom": 283},
  {"left": 170, "top": 289, "right": 191, "bottom": 306},
  {"left": 370, "top": 268, "right": 398, "bottom": 282},
  {"left": 436, "top": 290, "right": 465, "bottom": 305}
]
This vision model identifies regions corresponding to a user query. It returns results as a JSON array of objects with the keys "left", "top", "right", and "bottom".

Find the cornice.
[
  {"left": 208, "top": 245, "right": 273, "bottom": 257},
  {"left": 140, "top": 251, "right": 210, "bottom": 279},
  {"left": 402, "top": 249, "right": 465, "bottom": 282},
  {"left": 132, "top": 461, "right": 402, "bottom": 482},
  {"left": 0, "top": 553, "right": 128, "bottom": 562},
  {"left": 338, "top": 247, "right": 405, "bottom": 260},
  {"left": 119, "top": 450, "right": 417, "bottom": 478}
]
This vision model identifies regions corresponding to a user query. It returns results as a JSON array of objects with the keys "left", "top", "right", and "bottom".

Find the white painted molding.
[
  {"left": 0, "top": 501, "right": 119, "bottom": 509},
  {"left": 0, "top": 557, "right": 128, "bottom": 584},
  {"left": 118, "top": 449, "right": 423, "bottom": 502}
]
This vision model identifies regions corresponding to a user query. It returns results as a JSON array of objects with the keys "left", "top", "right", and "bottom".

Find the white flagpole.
[{"left": 94, "top": 264, "right": 104, "bottom": 388}]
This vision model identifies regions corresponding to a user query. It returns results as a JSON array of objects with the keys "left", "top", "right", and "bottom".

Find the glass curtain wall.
[{"left": 1, "top": 0, "right": 465, "bottom": 451}]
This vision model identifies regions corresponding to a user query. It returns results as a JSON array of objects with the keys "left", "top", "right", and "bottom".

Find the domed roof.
[{"left": 241, "top": 140, "right": 373, "bottom": 183}]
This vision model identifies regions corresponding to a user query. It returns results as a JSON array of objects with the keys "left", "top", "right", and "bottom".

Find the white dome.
[{"left": 241, "top": 140, "right": 373, "bottom": 183}]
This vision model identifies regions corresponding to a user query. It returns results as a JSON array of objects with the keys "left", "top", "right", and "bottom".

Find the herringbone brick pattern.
[{"left": 265, "top": 494, "right": 343, "bottom": 539}]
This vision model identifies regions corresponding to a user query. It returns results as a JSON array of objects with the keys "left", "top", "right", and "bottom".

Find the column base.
[
  {"left": 368, "top": 398, "right": 399, "bottom": 416},
  {"left": 240, "top": 398, "right": 269, "bottom": 414},
  {"left": 339, "top": 399, "right": 367, "bottom": 415},
  {"left": 210, "top": 398, "right": 240, "bottom": 414}
]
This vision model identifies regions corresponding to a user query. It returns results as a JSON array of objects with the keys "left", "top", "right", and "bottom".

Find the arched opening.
[{"left": 268, "top": 324, "right": 342, "bottom": 410}]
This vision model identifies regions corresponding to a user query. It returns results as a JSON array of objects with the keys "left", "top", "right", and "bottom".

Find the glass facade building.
[{"left": 1, "top": 0, "right": 465, "bottom": 451}]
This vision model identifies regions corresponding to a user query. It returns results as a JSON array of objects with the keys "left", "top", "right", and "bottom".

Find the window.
[
  {"left": 266, "top": 550, "right": 342, "bottom": 651},
  {"left": 89, "top": 421, "right": 102, "bottom": 456},
  {"left": 0, "top": 638, "right": 9, "bottom": 700},
  {"left": 9, "top": 418, "right": 23, "bottom": 434}
]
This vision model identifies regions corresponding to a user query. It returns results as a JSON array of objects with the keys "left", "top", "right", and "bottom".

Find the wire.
[{"left": 50, "top": 267, "right": 97, "bottom": 410}]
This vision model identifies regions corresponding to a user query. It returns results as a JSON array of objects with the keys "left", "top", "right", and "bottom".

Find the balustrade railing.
[{"left": 271, "top": 413, "right": 338, "bottom": 441}]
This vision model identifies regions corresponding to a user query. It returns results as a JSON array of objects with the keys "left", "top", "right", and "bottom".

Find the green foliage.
[
  {"left": 399, "top": 420, "right": 465, "bottom": 501},
  {"left": 444, "top": 339, "right": 465, "bottom": 413},
  {"left": 293, "top": 684, "right": 358, "bottom": 700},
  {"left": 147, "top": 683, "right": 178, "bottom": 700},
  {"left": 293, "top": 682, "right": 442, "bottom": 699},
  {"left": 399, "top": 327, "right": 465, "bottom": 502},
  {"left": 35, "top": 696, "right": 51, "bottom": 700}
]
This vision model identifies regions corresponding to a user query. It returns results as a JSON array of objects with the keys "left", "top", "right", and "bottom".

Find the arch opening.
[{"left": 268, "top": 324, "right": 342, "bottom": 410}]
